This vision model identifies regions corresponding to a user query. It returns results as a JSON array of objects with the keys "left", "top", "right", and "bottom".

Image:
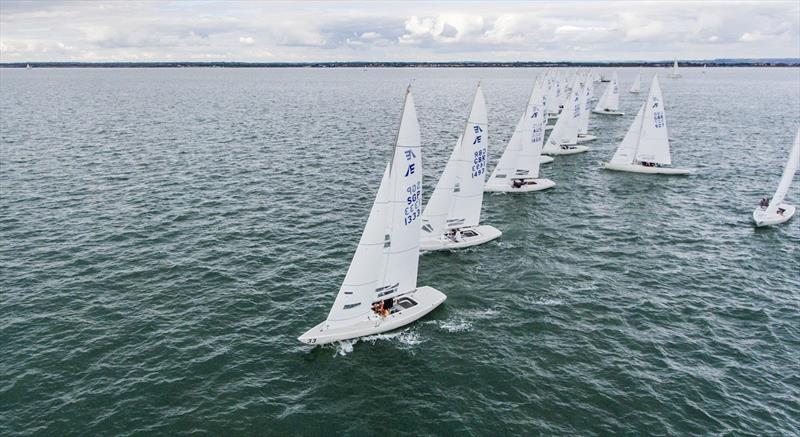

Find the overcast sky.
[{"left": 1, "top": 1, "right": 798, "bottom": 62}]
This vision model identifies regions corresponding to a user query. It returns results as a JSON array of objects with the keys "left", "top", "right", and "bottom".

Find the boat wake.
[{"left": 332, "top": 329, "right": 426, "bottom": 356}]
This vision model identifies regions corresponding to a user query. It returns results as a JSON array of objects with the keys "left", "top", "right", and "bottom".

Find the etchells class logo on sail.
[{"left": 403, "top": 148, "right": 421, "bottom": 226}]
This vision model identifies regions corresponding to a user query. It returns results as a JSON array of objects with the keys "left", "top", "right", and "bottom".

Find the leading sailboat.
[
  {"left": 420, "top": 84, "right": 502, "bottom": 251},
  {"left": 299, "top": 87, "right": 446, "bottom": 345},
  {"left": 601, "top": 75, "right": 692, "bottom": 175},
  {"left": 753, "top": 129, "right": 799, "bottom": 227},
  {"left": 485, "top": 77, "right": 555, "bottom": 192}
]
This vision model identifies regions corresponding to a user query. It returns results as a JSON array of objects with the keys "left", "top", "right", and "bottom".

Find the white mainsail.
[
  {"left": 629, "top": 72, "right": 642, "bottom": 93},
  {"left": 594, "top": 71, "right": 620, "bottom": 111},
  {"left": 766, "top": 129, "right": 800, "bottom": 216},
  {"left": 609, "top": 75, "right": 671, "bottom": 166},
  {"left": 447, "top": 85, "right": 489, "bottom": 229},
  {"left": 635, "top": 75, "right": 671, "bottom": 165},
  {"left": 326, "top": 89, "right": 422, "bottom": 322},
  {"left": 487, "top": 78, "right": 546, "bottom": 184},
  {"left": 421, "top": 85, "right": 488, "bottom": 234},
  {"left": 544, "top": 76, "right": 581, "bottom": 150}
]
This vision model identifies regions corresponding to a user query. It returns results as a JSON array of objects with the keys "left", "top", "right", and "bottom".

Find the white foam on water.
[
  {"left": 437, "top": 319, "right": 472, "bottom": 332},
  {"left": 331, "top": 329, "right": 426, "bottom": 357}
]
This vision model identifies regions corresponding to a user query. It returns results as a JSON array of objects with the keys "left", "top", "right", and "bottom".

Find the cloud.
[{"left": 0, "top": 1, "right": 798, "bottom": 61}]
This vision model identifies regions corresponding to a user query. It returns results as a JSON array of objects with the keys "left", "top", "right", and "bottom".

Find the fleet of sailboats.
[
  {"left": 301, "top": 67, "right": 796, "bottom": 348},
  {"left": 753, "top": 130, "right": 799, "bottom": 227},
  {"left": 419, "top": 85, "right": 502, "bottom": 251}
]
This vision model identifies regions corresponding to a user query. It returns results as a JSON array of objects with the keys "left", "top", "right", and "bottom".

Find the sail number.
[
  {"left": 472, "top": 149, "right": 486, "bottom": 178},
  {"left": 404, "top": 181, "right": 421, "bottom": 225},
  {"left": 653, "top": 111, "right": 665, "bottom": 129}
]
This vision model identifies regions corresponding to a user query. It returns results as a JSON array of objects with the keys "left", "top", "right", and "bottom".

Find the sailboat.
[
  {"left": 26, "top": 64, "right": 31, "bottom": 70},
  {"left": 601, "top": 75, "right": 692, "bottom": 175},
  {"left": 577, "top": 73, "right": 597, "bottom": 143},
  {"left": 629, "top": 71, "right": 642, "bottom": 93},
  {"left": 668, "top": 59, "right": 681, "bottom": 78},
  {"left": 298, "top": 87, "right": 446, "bottom": 345},
  {"left": 702, "top": 64, "right": 707, "bottom": 74},
  {"left": 753, "top": 129, "right": 799, "bottom": 226},
  {"left": 485, "top": 77, "right": 555, "bottom": 192},
  {"left": 419, "top": 84, "right": 502, "bottom": 251},
  {"left": 542, "top": 76, "right": 589, "bottom": 155},
  {"left": 592, "top": 71, "right": 624, "bottom": 116}
]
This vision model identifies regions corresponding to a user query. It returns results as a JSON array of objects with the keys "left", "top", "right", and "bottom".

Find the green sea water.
[{"left": 1, "top": 67, "right": 799, "bottom": 435}]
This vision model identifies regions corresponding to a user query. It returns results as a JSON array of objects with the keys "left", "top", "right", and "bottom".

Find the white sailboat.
[
  {"left": 601, "top": 75, "right": 692, "bottom": 175},
  {"left": 419, "top": 84, "right": 502, "bottom": 251},
  {"left": 702, "top": 64, "right": 707, "bottom": 74},
  {"left": 298, "top": 87, "right": 446, "bottom": 346},
  {"left": 542, "top": 76, "right": 589, "bottom": 155},
  {"left": 485, "top": 77, "right": 555, "bottom": 193},
  {"left": 668, "top": 59, "right": 681, "bottom": 78},
  {"left": 629, "top": 71, "right": 642, "bottom": 93},
  {"left": 592, "top": 71, "right": 624, "bottom": 116},
  {"left": 753, "top": 129, "right": 799, "bottom": 226},
  {"left": 577, "top": 73, "right": 597, "bottom": 143}
]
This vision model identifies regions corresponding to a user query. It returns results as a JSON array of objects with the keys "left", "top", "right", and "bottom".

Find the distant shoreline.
[{"left": 2, "top": 60, "right": 799, "bottom": 68}]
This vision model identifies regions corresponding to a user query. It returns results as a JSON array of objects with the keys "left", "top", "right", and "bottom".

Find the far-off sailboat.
[
  {"left": 592, "top": 71, "right": 624, "bottom": 116},
  {"left": 485, "top": 77, "right": 555, "bottom": 192},
  {"left": 420, "top": 84, "right": 502, "bottom": 251},
  {"left": 601, "top": 75, "right": 692, "bottom": 175},
  {"left": 629, "top": 71, "right": 642, "bottom": 94},
  {"left": 298, "top": 87, "right": 446, "bottom": 345},
  {"left": 753, "top": 129, "right": 799, "bottom": 227},
  {"left": 668, "top": 59, "right": 681, "bottom": 79}
]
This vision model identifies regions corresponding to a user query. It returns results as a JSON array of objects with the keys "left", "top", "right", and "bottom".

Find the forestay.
[
  {"left": 766, "top": 129, "right": 800, "bottom": 216},
  {"left": 327, "top": 89, "right": 422, "bottom": 322}
]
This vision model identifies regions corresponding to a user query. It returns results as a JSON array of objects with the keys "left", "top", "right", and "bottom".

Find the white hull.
[
  {"left": 629, "top": 90, "right": 641, "bottom": 94},
  {"left": 298, "top": 286, "right": 446, "bottom": 345},
  {"left": 577, "top": 134, "right": 597, "bottom": 143},
  {"left": 420, "top": 224, "right": 502, "bottom": 252},
  {"left": 544, "top": 125, "right": 554, "bottom": 131},
  {"left": 601, "top": 161, "right": 693, "bottom": 175},
  {"left": 668, "top": 74, "right": 682, "bottom": 79},
  {"left": 753, "top": 204, "right": 795, "bottom": 227},
  {"left": 540, "top": 155, "right": 554, "bottom": 164},
  {"left": 592, "top": 109, "right": 625, "bottom": 116},
  {"left": 484, "top": 178, "right": 555, "bottom": 193},
  {"left": 542, "top": 145, "right": 589, "bottom": 156}
]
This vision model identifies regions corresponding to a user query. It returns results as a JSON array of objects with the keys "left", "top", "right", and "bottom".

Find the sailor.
[
  {"left": 760, "top": 197, "right": 770, "bottom": 208},
  {"left": 512, "top": 179, "right": 523, "bottom": 188}
]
